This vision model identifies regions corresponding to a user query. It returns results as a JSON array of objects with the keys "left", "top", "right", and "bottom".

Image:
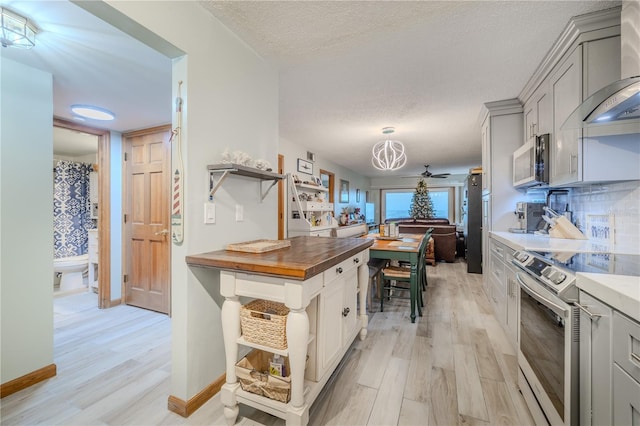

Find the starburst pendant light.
[
  {"left": 372, "top": 127, "right": 407, "bottom": 171},
  {"left": 0, "top": 7, "right": 37, "bottom": 49}
]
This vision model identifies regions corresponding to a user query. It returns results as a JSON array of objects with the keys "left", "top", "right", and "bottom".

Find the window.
[{"left": 381, "top": 187, "right": 454, "bottom": 222}]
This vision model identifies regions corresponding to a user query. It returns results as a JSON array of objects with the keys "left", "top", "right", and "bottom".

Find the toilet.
[{"left": 54, "top": 254, "right": 89, "bottom": 291}]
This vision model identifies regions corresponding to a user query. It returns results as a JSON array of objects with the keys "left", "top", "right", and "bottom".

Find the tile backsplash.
[{"left": 571, "top": 181, "right": 640, "bottom": 253}]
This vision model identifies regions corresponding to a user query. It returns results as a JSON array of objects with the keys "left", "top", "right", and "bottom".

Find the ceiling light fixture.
[
  {"left": 372, "top": 127, "right": 407, "bottom": 171},
  {"left": 71, "top": 105, "right": 115, "bottom": 121},
  {"left": 0, "top": 7, "right": 37, "bottom": 49}
]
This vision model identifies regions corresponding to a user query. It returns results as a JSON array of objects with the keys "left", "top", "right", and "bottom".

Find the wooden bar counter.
[{"left": 186, "top": 236, "right": 373, "bottom": 426}]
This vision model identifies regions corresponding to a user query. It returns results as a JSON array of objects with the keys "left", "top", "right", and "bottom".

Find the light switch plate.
[
  {"left": 235, "top": 204, "right": 244, "bottom": 222},
  {"left": 204, "top": 203, "right": 215, "bottom": 224}
]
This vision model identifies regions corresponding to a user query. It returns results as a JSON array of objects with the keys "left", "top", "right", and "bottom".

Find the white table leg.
[
  {"left": 220, "top": 292, "right": 241, "bottom": 425},
  {"left": 286, "top": 307, "right": 309, "bottom": 409}
]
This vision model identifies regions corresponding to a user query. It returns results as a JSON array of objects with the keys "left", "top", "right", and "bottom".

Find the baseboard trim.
[
  {"left": 168, "top": 374, "right": 226, "bottom": 417},
  {"left": 0, "top": 364, "right": 57, "bottom": 398}
]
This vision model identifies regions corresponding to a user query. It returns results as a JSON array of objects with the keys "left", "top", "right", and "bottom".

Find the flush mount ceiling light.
[
  {"left": 0, "top": 7, "right": 37, "bottom": 49},
  {"left": 71, "top": 105, "right": 115, "bottom": 121},
  {"left": 372, "top": 127, "right": 407, "bottom": 171}
]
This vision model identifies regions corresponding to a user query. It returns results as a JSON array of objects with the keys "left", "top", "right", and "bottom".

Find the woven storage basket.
[
  {"left": 240, "top": 299, "right": 289, "bottom": 349},
  {"left": 235, "top": 350, "right": 291, "bottom": 403}
]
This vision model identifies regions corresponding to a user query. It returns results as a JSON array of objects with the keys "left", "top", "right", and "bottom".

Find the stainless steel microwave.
[{"left": 513, "top": 134, "right": 549, "bottom": 188}]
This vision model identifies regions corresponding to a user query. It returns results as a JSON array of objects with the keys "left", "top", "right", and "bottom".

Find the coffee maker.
[{"left": 514, "top": 202, "right": 545, "bottom": 233}]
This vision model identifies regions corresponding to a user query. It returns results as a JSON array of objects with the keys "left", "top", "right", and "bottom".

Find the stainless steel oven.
[{"left": 512, "top": 251, "right": 579, "bottom": 426}]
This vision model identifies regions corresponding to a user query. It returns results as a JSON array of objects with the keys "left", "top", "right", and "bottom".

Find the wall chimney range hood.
[{"left": 562, "top": 75, "right": 640, "bottom": 129}]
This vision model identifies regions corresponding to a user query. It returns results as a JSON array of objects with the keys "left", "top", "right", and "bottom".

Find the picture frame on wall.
[
  {"left": 340, "top": 179, "right": 349, "bottom": 203},
  {"left": 356, "top": 189, "right": 360, "bottom": 203},
  {"left": 297, "top": 158, "right": 313, "bottom": 174}
]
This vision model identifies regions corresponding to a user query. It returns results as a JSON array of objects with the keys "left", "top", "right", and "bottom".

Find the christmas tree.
[{"left": 409, "top": 178, "right": 434, "bottom": 218}]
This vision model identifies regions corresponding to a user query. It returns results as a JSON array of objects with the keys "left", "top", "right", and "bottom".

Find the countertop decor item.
[{"left": 226, "top": 239, "right": 291, "bottom": 253}]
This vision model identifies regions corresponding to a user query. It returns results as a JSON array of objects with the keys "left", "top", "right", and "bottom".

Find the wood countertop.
[{"left": 186, "top": 236, "right": 373, "bottom": 281}]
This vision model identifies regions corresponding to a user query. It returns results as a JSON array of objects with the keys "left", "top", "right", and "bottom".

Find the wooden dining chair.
[{"left": 380, "top": 229, "right": 432, "bottom": 315}]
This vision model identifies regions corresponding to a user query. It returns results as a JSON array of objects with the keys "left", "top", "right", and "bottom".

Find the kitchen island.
[{"left": 186, "top": 236, "right": 373, "bottom": 426}]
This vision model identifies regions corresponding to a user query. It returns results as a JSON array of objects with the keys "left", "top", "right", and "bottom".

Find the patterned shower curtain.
[{"left": 53, "top": 161, "right": 95, "bottom": 258}]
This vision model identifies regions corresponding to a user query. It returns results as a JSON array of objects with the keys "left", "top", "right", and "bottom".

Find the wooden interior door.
[{"left": 124, "top": 125, "right": 171, "bottom": 314}]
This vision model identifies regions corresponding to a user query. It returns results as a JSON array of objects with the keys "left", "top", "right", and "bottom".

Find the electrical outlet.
[
  {"left": 235, "top": 204, "right": 244, "bottom": 222},
  {"left": 204, "top": 203, "right": 215, "bottom": 224}
]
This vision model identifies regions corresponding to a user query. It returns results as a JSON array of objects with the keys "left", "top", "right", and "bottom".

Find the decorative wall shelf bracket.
[{"left": 208, "top": 163, "right": 284, "bottom": 202}]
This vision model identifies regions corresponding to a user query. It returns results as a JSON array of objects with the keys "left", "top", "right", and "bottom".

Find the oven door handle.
[{"left": 516, "top": 273, "right": 568, "bottom": 317}]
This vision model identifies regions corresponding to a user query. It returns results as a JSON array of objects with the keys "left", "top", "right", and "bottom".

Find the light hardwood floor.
[{"left": 1, "top": 259, "right": 534, "bottom": 425}]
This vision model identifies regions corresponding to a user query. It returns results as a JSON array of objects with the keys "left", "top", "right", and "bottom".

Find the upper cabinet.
[
  {"left": 523, "top": 80, "right": 551, "bottom": 143},
  {"left": 550, "top": 45, "right": 583, "bottom": 186},
  {"left": 518, "top": 7, "right": 640, "bottom": 188}
]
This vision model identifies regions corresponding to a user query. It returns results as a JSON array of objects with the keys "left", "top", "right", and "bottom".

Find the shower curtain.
[{"left": 53, "top": 161, "right": 95, "bottom": 258}]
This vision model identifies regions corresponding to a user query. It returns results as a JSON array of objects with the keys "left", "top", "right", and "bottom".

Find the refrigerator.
[{"left": 465, "top": 173, "right": 483, "bottom": 273}]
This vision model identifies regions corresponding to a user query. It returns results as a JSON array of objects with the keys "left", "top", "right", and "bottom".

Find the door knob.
[
  {"left": 342, "top": 307, "right": 350, "bottom": 317},
  {"left": 155, "top": 229, "right": 169, "bottom": 236}
]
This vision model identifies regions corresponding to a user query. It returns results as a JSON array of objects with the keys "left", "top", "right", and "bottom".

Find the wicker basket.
[
  {"left": 235, "top": 350, "right": 291, "bottom": 403},
  {"left": 240, "top": 299, "right": 289, "bottom": 349}
]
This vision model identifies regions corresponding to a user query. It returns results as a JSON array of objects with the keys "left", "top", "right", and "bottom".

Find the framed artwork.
[
  {"left": 297, "top": 158, "right": 313, "bottom": 174},
  {"left": 340, "top": 179, "right": 349, "bottom": 203},
  {"left": 586, "top": 214, "right": 614, "bottom": 244},
  {"left": 356, "top": 189, "right": 360, "bottom": 203}
]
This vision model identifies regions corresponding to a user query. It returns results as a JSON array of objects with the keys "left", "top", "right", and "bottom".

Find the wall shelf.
[{"left": 207, "top": 163, "right": 285, "bottom": 201}]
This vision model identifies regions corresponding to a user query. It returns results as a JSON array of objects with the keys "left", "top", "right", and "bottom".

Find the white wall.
[
  {"left": 1, "top": 58, "right": 54, "bottom": 383},
  {"left": 103, "top": 1, "right": 279, "bottom": 400},
  {"left": 279, "top": 137, "right": 371, "bottom": 220},
  {"left": 109, "top": 131, "right": 123, "bottom": 300}
]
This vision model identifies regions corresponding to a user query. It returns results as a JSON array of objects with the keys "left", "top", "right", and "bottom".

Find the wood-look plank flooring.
[{"left": 0, "top": 259, "right": 534, "bottom": 425}]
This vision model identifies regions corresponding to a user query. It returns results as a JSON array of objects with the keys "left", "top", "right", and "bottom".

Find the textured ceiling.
[
  {"left": 201, "top": 0, "right": 620, "bottom": 178},
  {"left": 1, "top": 1, "right": 620, "bottom": 177}
]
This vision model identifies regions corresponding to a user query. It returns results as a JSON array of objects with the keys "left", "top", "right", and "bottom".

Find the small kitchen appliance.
[
  {"left": 513, "top": 202, "right": 545, "bottom": 233},
  {"left": 513, "top": 134, "right": 549, "bottom": 188}
]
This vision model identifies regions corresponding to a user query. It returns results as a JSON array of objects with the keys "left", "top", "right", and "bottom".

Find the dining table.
[{"left": 361, "top": 232, "right": 426, "bottom": 323}]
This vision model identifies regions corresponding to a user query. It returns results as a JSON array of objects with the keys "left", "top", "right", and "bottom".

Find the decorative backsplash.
[{"left": 571, "top": 181, "right": 640, "bottom": 253}]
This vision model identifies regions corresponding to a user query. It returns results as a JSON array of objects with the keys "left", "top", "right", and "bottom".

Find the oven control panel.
[{"left": 512, "top": 250, "right": 577, "bottom": 301}]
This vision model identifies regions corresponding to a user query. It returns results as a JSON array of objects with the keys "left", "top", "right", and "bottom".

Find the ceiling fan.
[{"left": 403, "top": 165, "right": 451, "bottom": 179}]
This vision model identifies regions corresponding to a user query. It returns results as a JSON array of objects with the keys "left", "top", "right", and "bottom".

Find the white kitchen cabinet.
[
  {"left": 523, "top": 80, "right": 551, "bottom": 143},
  {"left": 288, "top": 175, "right": 337, "bottom": 237},
  {"left": 550, "top": 45, "right": 583, "bottom": 187},
  {"left": 479, "top": 100, "right": 523, "bottom": 297},
  {"left": 505, "top": 265, "right": 519, "bottom": 345},
  {"left": 481, "top": 119, "right": 491, "bottom": 194},
  {"left": 317, "top": 265, "right": 358, "bottom": 379},
  {"left": 612, "top": 311, "right": 640, "bottom": 425},
  {"left": 578, "top": 290, "right": 613, "bottom": 426},
  {"left": 487, "top": 237, "right": 518, "bottom": 349},
  {"left": 549, "top": 35, "right": 638, "bottom": 187}
]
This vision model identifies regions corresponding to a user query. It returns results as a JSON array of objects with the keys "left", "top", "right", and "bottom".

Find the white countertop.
[
  {"left": 577, "top": 273, "right": 640, "bottom": 322},
  {"left": 491, "top": 231, "right": 640, "bottom": 255}
]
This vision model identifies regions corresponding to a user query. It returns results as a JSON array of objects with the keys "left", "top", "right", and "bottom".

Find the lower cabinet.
[
  {"left": 487, "top": 237, "right": 517, "bottom": 349},
  {"left": 579, "top": 289, "right": 640, "bottom": 425},
  {"left": 578, "top": 290, "right": 613, "bottom": 426},
  {"left": 317, "top": 263, "right": 358, "bottom": 379},
  {"left": 612, "top": 311, "right": 640, "bottom": 425}
]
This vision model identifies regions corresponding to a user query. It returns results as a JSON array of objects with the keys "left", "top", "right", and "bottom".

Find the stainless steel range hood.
[{"left": 562, "top": 75, "right": 640, "bottom": 129}]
